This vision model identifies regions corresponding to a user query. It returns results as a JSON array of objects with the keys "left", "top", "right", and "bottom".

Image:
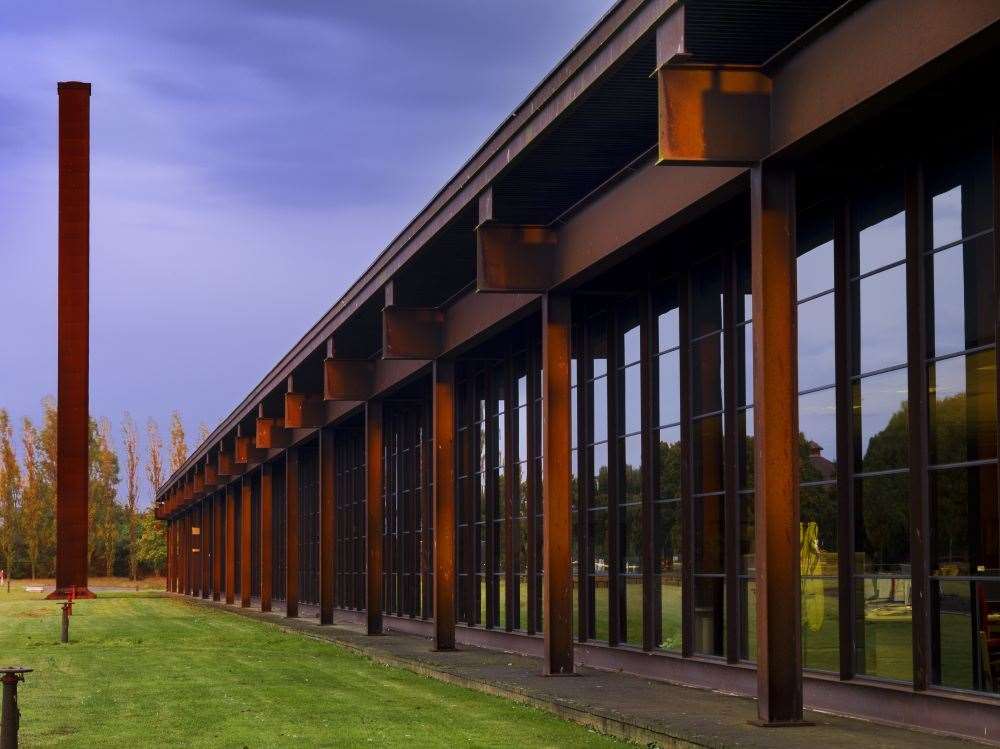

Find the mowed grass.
[{"left": 0, "top": 590, "right": 622, "bottom": 748}]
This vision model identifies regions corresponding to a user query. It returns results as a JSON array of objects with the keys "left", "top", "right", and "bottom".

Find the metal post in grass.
[{"left": 0, "top": 667, "right": 32, "bottom": 749}]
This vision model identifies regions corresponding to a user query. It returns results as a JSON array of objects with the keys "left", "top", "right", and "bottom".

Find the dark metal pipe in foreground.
[{"left": 0, "top": 667, "right": 32, "bottom": 749}]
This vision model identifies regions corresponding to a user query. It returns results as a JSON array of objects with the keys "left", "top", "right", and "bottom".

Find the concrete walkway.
[{"left": 175, "top": 595, "right": 980, "bottom": 748}]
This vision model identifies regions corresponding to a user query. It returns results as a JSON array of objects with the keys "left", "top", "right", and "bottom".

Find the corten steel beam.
[
  {"left": 153, "top": 0, "right": 677, "bottom": 501},
  {"left": 382, "top": 306, "right": 444, "bottom": 360},
  {"left": 159, "top": 157, "right": 741, "bottom": 504},
  {"left": 285, "top": 448, "right": 300, "bottom": 618},
  {"left": 225, "top": 486, "right": 236, "bottom": 605},
  {"left": 213, "top": 493, "right": 222, "bottom": 601},
  {"left": 218, "top": 445, "right": 238, "bottom": 477},
  {"left": 432, "top": 360, "right": 457, "bottom": 650},
  {"left": 541, "top": 294, "right": 574, "bottom": 675},
  {"left": 749, "top": 165, "right": 804, "bottom": 726},
  {"left": 324, "top": 359, "right": 375, "bottom": 401},
  {"left": 319, "top": 426, "right": 335, "bottom": 625},
  {"left": 50, "top": 81, "right": 94, "bottom": 600},
  {"left": 236, "top": 434, "right": 265, "bottom": 465},
  {"left": 256, "top": 402, "right": 290, "bottom": 450},
  {"left": 240, "top": 478, "right": 252, "bottom": 608},
  {"left": 284, "top": 392, "right": 324, "bottom": 429},
  {"left": 657, "top": 65, "right": 771, "bottom": 165},
  {"left": 365, "top": 400, "right": 384, "bottom": 635},
  {"left": 476, "top": 223, "right": 559, "bottom": 293},
  {"left": 204, "top": 459, "right": 219, "bottom": 489},
  {"left": 767, "top": 0, "right": 1000, "bottom": 156},
  {"left": 260, "top": 464, "right": 273, "bottom": 612}
]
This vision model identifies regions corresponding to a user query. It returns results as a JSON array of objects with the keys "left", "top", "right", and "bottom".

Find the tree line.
[{"left": 0, "top": 399, "right": 202, "bottom": 580}]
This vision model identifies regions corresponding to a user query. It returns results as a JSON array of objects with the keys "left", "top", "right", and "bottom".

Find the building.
[{"left": 155, "top": 0, "right": 1000, "bottom": 739}]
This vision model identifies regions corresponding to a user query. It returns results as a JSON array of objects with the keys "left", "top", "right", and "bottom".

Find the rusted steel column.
[
  {"left": 319, "top": 426, "right": 336, "bottom": 625},
  {"left": 184, "top": 513, "right": 192, "bottom": 596},
  {"left": 432, "top": 360, "right": 457, "bottom": 650},
  {"left": 225, "top": 487, "right": 236, "bottom": 605},
  {"left": 213, "top": 494, "right": 222, "bottom": 601},
  {"left": 286, "top": 448, "right": 300, "bottom": 618},
  {"left": 750, "top": 165, "right": 805, "bottom": 725},
  {"left": 260, "top": 463, "right": 273, "bottom": 612},
  {"left": 49, "top": 81, "right": 94, "bottom": 600},
  {"left": 365, "top": 400, "right": 384, "bottom": 635},
  {"left": 241, "top": 478, "right": 252, "bottom": 607},
  {"left": 542, "top": 293, "right": 574, "bottom": 675}
]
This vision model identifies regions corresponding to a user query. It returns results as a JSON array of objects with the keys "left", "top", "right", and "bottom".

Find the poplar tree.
[
  {"left": 0, "top": 410, "right": 21, "bottom": 578},
  {"left": 123, "top": 412, "right": 140, "bottom": 580},
  {"left": 94, "top": 418, "right": 121, "bottom": 576},
  {"left": 37, "top": 398, "right": 58, "bottom": 574},
  {"left": 20, "top": 418, "right": 45, "bottom": 580},
  {"left": 146, "top": 418, "right": 163, "bottom": 496},
  {"left": 169, "top": 411, "right": 187, "bottom": 472}
]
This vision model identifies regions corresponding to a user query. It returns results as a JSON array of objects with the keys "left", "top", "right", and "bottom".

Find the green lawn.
[{"left": 0, "top": 589, "right": 622, "bottom": 748}]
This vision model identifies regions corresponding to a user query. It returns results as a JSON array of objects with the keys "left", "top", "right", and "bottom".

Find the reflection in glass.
[
  {"left": 927, "top": 133, "right": 993, "bottom": 250},
  {"left": 853, "top": 369, "right": 909, "bottom": 473},
  {"left": 928, "top": 351, "right": 997, "bottom": 466},
  {"left": 798, "top": 293, "right": 836, "bottom": 391},
  {"left": 857, "top": 265, "right": 908, "bottom": 374},
  {"left": 927, "top": 236, "right": 996, "bottom": 357},
  {"left": 591, "top": 443, "right": 609, "bottom": 508},
  {"left": 800, "top": 388, "right": 838, "bottom": 475},
  {"left": 693, "top": 495, "right": 725, "bottom": 574},
  {"left": 591, "top": 377, "right": 608, "bottom": 443},
  {"left": 738, "top": 408, "right": 754, "bottom": 490},
  {"left": 855, "top": 181, "right": 905, "bottom": 275},
  {"left": 657, "top": 281, "right": 680, "bottom": 352},
  {"left": 797, "top": 228, "right": 835, "bottom": 302},
  {"left": 739, "top": 322, "right": 753, "bottom": 407},
  {"left": 692, "top": 415, "right": 725, "bottom": 494},
  {"left": 622, "top": 364, "right": 641, "bottom": 435},
  {"left": 854, "top": 474, "right": 909, "bottom": 574},
  {"left": 800, "top": 482, "right": 839, "bottom": 569},
  {"left": 693, "top": 577, "right": 725, "bottom": 656},
  {"left": 692, "top": 333, "right": 724, "bottom": 416},
  {"left": 934, "top": 580, "right": 974, "bottom": 690},
  {"left": 658, "top": 427, "right": 682, "bottom": 500},
  {"left": 930, "top": 464, "right": 998, "bottom": 576},
  {"left": 855, "top": 574, "right": 913, "bottom": 682},
  {"left": 658, "top": 351, "right": 680, "bottom": 427},
  {"left": 691, "top": 256, "right": 723, "bottom": 337},
  {"left": 802, "top": 577, "right": 840, "bottom": 672}
]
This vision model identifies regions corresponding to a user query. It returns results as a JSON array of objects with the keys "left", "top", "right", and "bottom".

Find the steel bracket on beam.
[
  {"left": 235, "top": 434, "right": 266, "bottom": 465},
  {"left": 657, "top": 64, "right": 771, "bottom": 166},
  {"left": 324, "top": 358, "right": 375, "bottom": 401},
  {"left": 284, "top": 392, "right": 325, "bottom": 429},
  {"left": 383, "top": 306, "right": 444, "bottom": 360},
  {"left": 476, "top": 222, "right": 559, "bottom": 293},
  {"left": 256, "top": 416, "right": 290, "bottom": 449},
  {"left": 218, "top": 448, "right": 238, "bottom": 477}
]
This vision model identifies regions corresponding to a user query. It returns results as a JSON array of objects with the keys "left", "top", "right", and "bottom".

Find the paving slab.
[{"left": 175, "top": 594, "right": 982, "bottom": 748}]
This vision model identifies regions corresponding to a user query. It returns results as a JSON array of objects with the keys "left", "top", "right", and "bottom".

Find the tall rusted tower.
[{"left": 48, "top": 82, "right": 95, "bottom": 600}]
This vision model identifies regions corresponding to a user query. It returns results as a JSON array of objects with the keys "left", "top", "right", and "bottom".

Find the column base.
[{"left": 46, "top": 587, "right": 96, "bottom": 600}]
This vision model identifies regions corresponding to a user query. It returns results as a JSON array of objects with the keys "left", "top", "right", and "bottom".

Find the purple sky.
[{"left": 0, "top": 1, "right": 613, "bottom": 507}]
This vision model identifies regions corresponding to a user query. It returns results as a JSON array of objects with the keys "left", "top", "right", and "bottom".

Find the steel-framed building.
[{"left": 156, "top": 0, "right": 1000, "bottom": 739}]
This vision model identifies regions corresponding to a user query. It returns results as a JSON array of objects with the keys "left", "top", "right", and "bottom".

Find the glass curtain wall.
[
  {"left": 334, "top": 427, "right": 366, "bottom": 611},
  {"left": 456, "top": 324, "right": 543, "bottom": 632},
  {"left": 251, "top": 472, "right": 261, "bottom": 598},
  {"left": 272, "top": 459, "right": 286, "bottom": 603},
  {"left": 299, "top": 441, "right": 320, "bottom": 607},
  {"left": 794, "top": 126, "right": 998, "bottom": 695},
  {"left": 382, "top": 399, "right": 433, "bottom": 619}
]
